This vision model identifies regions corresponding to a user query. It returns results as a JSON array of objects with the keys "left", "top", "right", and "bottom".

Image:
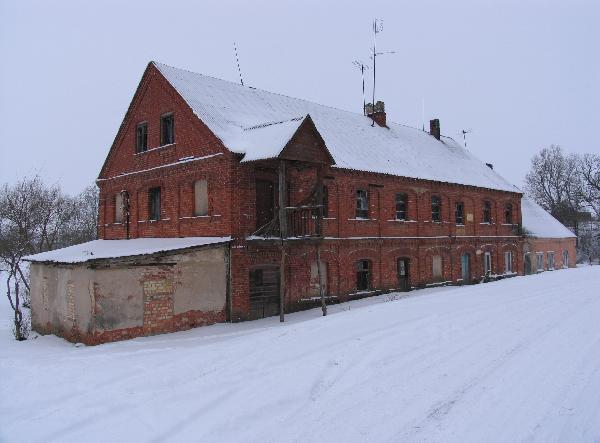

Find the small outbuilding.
[
  {"left": 24, "top": 237, "right": 231, "bottom": 344},
  {"left": 521, "top": 197, "right": 576, "bottom": 274}
]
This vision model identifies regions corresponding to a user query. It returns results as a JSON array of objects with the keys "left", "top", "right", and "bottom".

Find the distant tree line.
[
  {"left": 0, "top": 176, "right": 98, "bottom": 340},
  {"left": 525, "top": 145, "right": 600, "bottom": 263}
]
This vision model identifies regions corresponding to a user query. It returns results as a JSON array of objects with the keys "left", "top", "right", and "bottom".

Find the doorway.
[
  {"left": 524, "top": 253, "right": 532, "bottom": 275},
  {"left": 255, "top": 180, "right": 275, "bottom": 230},
  {"left": 397, "top": 258, "right": 410, "bottom": 291},
  {"left": 249, "top": 266, "right": 280, "bottom": 319},
  {"left": 461, "top": 253, "right": 471, "bottom": 283}
]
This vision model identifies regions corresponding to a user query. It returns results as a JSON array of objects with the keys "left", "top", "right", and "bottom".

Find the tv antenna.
[
  {"left": 233, "top": 42, "right": 244, "bottom": 86},
  {"left": 352, "top": 60, "right": 370, "bottom": 115},
  {"left": 370, "top": 19, "right": 395, "bottom": 125},
  {"left": 461, "top": 129, "right": 472, "bottom": 149}
]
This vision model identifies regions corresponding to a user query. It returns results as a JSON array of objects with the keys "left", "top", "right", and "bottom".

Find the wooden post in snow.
[
  {"left": 316, "top": 165, "right": 327, "bottom": 316},
  {"left": 278, "top": 160, "right": 287, "bottom": 323}
]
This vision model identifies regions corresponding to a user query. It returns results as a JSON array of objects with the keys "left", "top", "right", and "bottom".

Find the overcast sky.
[{"left": 1, "top": 0, "right": 598, "bottom": 195}]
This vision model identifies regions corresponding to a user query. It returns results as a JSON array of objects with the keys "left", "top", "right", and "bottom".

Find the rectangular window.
[
  {"left": 563, "top": 250, "right": 569, "bottom": 268},
  {"left": 547, "top": 252, "right": 555, "bottom": 270},
  {"left": 504, "top": 203, "right": 513, "bottom": 224},
  {"left": 395, "top": 193, "right": 407, "bottom": 220},
  {"left": 322, "top": 185, "right": 329, "bottom": 218},
  {"left": 310, "top": 261, "right": 328, "bottom": 296},
  {"left": 483, "top": 201, "right": 492, "bottom": 223},
  {"left": 484, "top": 251, "right": 492, "bottom": 275},
  {"left": 148, "top": 187, "right": 161, "bottom": 221},
  {"left": 432, "top": 255, "right": 443, "bottom": 281},
  {"left": 504, "top": 251, "right": 513, "bottom": 273},
  {"left": 455, "top": 201, "right": 464, "bottom": 225},
  {"left": 536, "top": 252, "right": 544, "bottom": 272},
  {"left": 356, "top": 189, "right": 369, "bottom": 219},
  {"left": 160, "top": 113, "right": 174, "bottom": 145},
  {"left": 194, "top": 180, "right": 208, "bottom": 216},
  {"left": 114, "top": 193, "right": 123, "bottom": 223},
  {"left": 431, "top": 196, "right": 441, "bottom": 222},
  {"left": 136, "top": 122, "right": 148, "bottom": 153}
]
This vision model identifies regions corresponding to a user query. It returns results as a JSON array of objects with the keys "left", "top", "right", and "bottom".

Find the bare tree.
[
  {"left": 0, "top": 176, "right": 98, "bottom": 340},
  {"left": 579, "top": 153, "right": 600, "bottom": 218},
  {"left": 525, "top": 145, "right": 586, "bottom": 236}
]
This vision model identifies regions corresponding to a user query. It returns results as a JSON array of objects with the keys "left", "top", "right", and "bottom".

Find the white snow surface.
[
  {"left": 154, "top": 62, "right": 517, "bottom": 192},
  {"left": 2, "top": 266, "right": 600, "bottom": 442},
  {"left": 22, "top": 236, "right": 231, "bottom": 264},
  {"left": 521, "top": 197, "right": 576, "bottom": 238}
]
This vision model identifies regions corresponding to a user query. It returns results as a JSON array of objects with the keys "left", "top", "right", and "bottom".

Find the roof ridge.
[{"left": 152, "top": 60, "right": 431, "bottom": 134}]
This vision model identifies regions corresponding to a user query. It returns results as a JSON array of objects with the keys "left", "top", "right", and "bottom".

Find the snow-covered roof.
[
  {"left": 521, "top": 198, "right": 575, "bottom": 239},
  {"left": 23, "top": 237, "right": 231, "bottom": 264},
  {"left": 153, "top": 62, "right": 517, "bottom": 193}
]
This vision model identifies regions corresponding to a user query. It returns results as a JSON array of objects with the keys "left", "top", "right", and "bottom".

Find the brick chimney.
[
  {"left": 365, "top": 101, "right": 386, "bottom": 127},
  {"left": 429, "top": 119, "right": 441, "bottom": 140}
]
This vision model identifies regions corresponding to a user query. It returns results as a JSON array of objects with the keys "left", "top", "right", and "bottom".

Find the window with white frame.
[
  {"left": 356, "top": 189, "right": 369, "bottom": 219},
  {"left": 536, "top": 252, "right": 544, "bottom": 272},
  {"left": 547, "top": 252, "right": 555, "bottom": 270},
  {"left": 504, "top": 250, "right": 513, "bottom": 273},
  {"left": 563, "top": 250, "right": 569, "bottom": 268},
  {"left": 484, "top": 252, "right": 492, "bottom": 275}
]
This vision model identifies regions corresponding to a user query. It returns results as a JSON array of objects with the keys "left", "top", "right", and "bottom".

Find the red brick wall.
[{"left": 524, "top": 237, "right": 576, "bottom": 271}]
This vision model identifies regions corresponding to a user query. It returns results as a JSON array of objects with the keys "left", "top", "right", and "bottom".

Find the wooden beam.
[{"left": 278, "top": 160, "right": 287, "bottom": 322}]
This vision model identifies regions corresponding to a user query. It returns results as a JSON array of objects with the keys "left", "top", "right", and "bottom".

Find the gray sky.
[{"left": 1, "top": 0, "right": 599, "bottom": 195}]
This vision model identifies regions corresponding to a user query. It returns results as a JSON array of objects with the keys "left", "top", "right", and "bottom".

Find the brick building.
[{"left": 25, "top": 61, "right": 576, "bottom": 344}]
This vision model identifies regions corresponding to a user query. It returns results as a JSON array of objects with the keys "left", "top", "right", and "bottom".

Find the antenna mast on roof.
[
  {"left": 370, "top": 19, "right": 395, "bottom": 126},
  {"left": 233, "top": 42, "right": 244, "bottom": 86},
  {"left": 462, "top": 129, "right": 472, "bottom": 149},
  {"left": 422, "top": 98, "right": 425, "bottom": 131},
  {"left": 352, "top": 60, "right": 370, "bottom": 115}
]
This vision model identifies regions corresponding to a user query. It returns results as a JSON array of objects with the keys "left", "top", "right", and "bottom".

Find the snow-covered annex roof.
[
  {"left": 23, "top": 237, "right": 231, "bottom": 264},
  {"left": 521, "top": 198, "right": 575, "bottom": 239},
  {"left": 153, "top": 62, "right": 517, "bottom": 193}
]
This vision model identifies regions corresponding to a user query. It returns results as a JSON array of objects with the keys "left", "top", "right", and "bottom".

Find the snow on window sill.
[
  {"left": 348, "top": 218, "right": 377, "bottom": 221},
  {"left": 480, "top": 222, "right": 492, "bottom": 225},
  {"left": 323, "top": 217, "right": 336, "bottom": 220},
  {"left": 387, "top": 219, "right": 417, "bottom": 223}
]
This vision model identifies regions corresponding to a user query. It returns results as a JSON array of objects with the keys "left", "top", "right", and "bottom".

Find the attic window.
[
  {"left": 395, "top": 193, "right": 407, "bottom": 220},
  {"left": 136, "top": 122, "right": 148, "bottom": 153},
  {"left": 504, "top": 203, "right": 513, "bottom": 224},
  {"left": 160, "top": 113, "right": 174, "bottom": 145},
  {"left": 431, "top": 196, "right": 441, "bottom": 222},
  {"left": 455, "top": 201, "right": 464, "bottom": 225},
  {"left": 356, "top": 190, "right": 369, "bottom": 219},
  {"left": 483, "top": 200, "right": 492, "bottom": 223}
]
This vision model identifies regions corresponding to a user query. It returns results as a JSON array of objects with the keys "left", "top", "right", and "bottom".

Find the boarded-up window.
[
  {"left": 114, "top": 193, "right": 123, "bottom": 223},
  {"left": 432, "top": 255, "right": 442, "bottom": 281},
  {"left": 563, "top": 250, "right": 569, "bottom": 268},
  {"left": 310, "top": 261, "right": 328, "bottom": 296},
  {"left": 194, "top": 180, "right": 208, "bottom": 216}
]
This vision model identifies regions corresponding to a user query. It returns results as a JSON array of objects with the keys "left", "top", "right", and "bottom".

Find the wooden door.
[
  {"left": 397, "top": 258, "right": 410, "bottom": 291},
  {"left": 255, "top": 180, "right": 275, "bottom": 230},
  {"left": 249, "top": 266, "right": 280, "bottom": 319},
  {"left": 461, "top": 253, "right": 471, "bottom": 283}
]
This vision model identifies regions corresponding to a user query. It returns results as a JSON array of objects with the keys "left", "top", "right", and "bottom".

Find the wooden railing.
[{"left": 286, "top": 206, "right": 322, "bottom": 238}]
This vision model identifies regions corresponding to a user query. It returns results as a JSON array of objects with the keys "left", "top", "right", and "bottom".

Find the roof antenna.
[
  {"left": 422, "top": 98, "right": 425, "bottom": 131},
  {"left": 369, "top": 19, "right": 395, "bottom": 126},
  {"left": 352, "top": 60, "right": 370, "bottom": 115},
  {"left": 233, "top": 42, "right": 244, "bottom": 86},
  {"left": 462, "top": 129, "right": 472, "bottom": 149}
]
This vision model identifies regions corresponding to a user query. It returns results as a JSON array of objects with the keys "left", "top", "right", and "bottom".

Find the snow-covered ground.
[{"left": 1, "top": 267, "right": 599, "bottom": 443}]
